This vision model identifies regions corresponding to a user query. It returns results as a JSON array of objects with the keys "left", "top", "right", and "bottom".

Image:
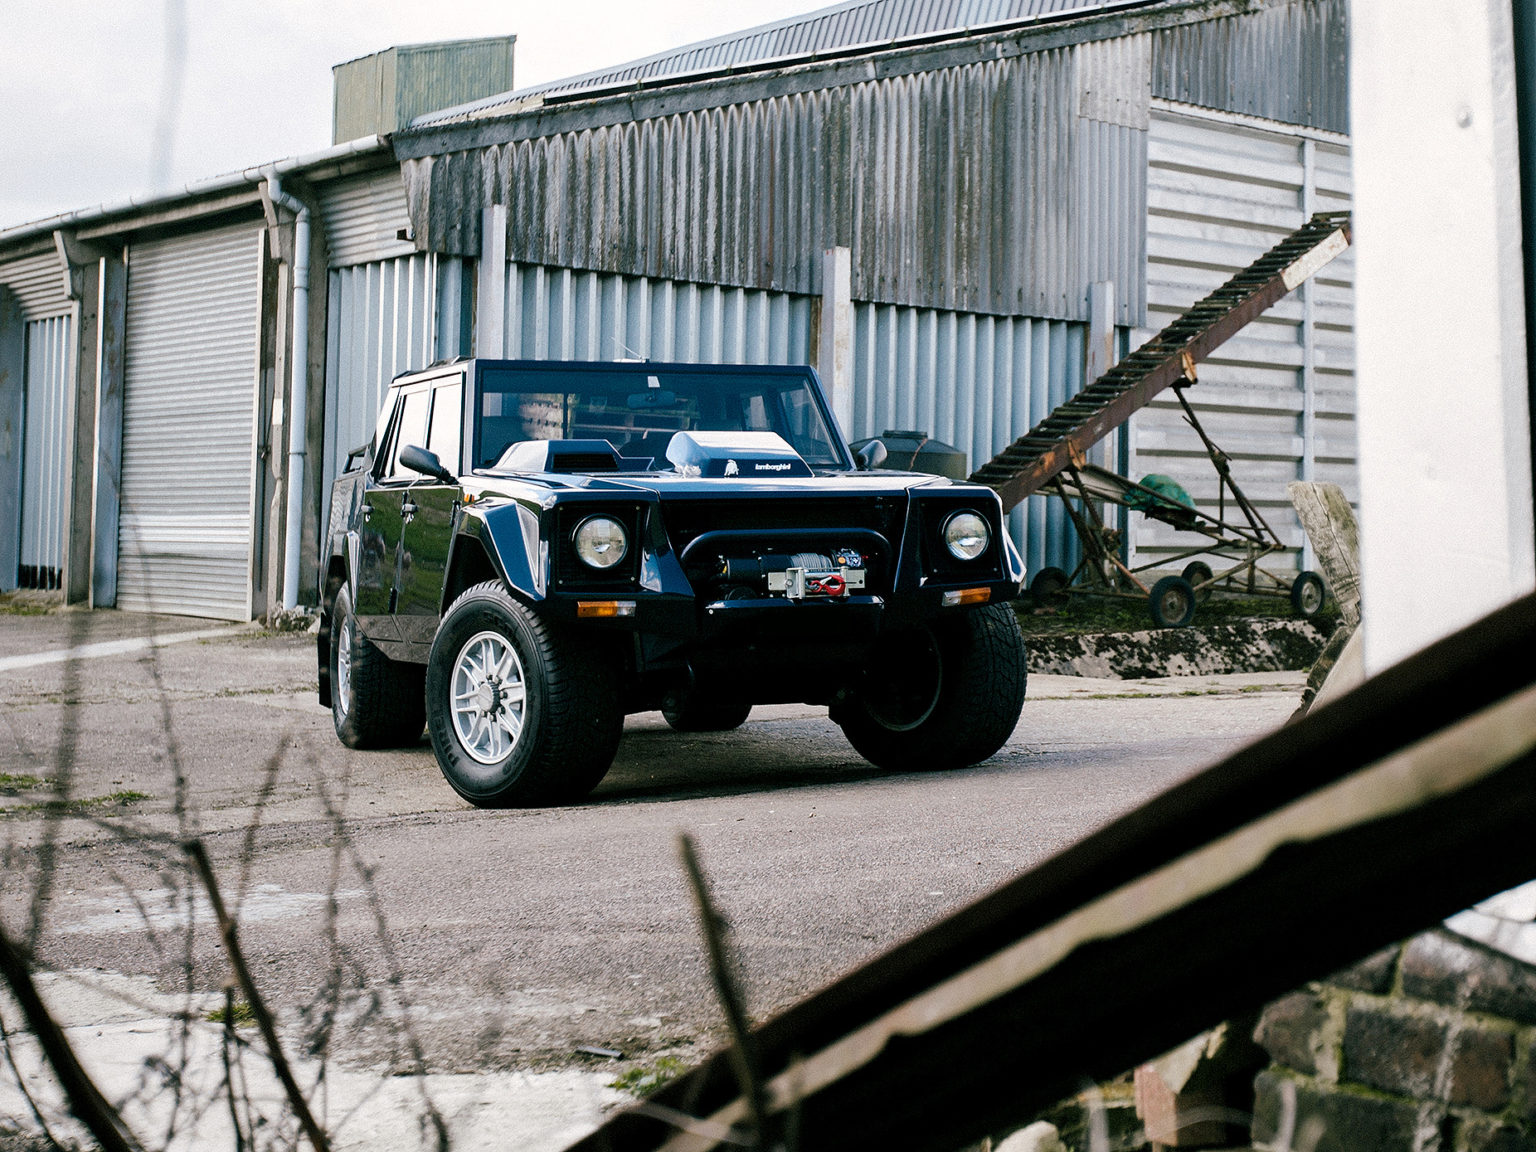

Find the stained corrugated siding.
[
  {"left": 404, "top": 46, "right": 1147, "bottom": 324},
  {"left": 335, "top": 39, "right": 516, "bottom": 142},
  {"left": 503, "top": 263, "right": 814, "bottom": 364},
  {"left": 317, "top": 171, "right": 418, "bottom": 267},
  {"left": 0, "top": 252, "right": 69, "bottom": 320},
  {"left": 392, "top": 40, "right": 517, "bottom": 127},
  {"left": 1131, "top": 106, "right": 1354, "bottom": 575},
  {"left": 849, "top": 302, "right": 1085, "bottom": 572},
  {"left": 322, "top": 254, "right": 439, "bottom": 532},
  {"left": 1151, "top": 0, "right": 1348, "bottom": 134},
  {"left": 19, "top": 314, "right": 73, "bottom": 589},
  {"left": 118, "top": 223, "right": 263, "bottom": 620},
  {"left": 427, "top": 0, "right": 1128, "bottom": 114}
]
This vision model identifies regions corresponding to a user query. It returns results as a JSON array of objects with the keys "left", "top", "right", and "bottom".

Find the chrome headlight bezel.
[
  {"left": 572, "top": 515, "right": 630, "bottom": 570},
  {"left": 942, "top": 510, "right": 991, "bottom": 562}
]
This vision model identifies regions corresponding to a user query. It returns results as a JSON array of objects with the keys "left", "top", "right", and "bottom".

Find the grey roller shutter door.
[
  {"left": 118, "top": 223, "right": 264, "bottom": 620},
  {"left": 317, "top": 171, "right": 417, "bottom": 268}
]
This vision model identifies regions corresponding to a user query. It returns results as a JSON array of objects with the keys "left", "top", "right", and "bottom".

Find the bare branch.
[
  {"left": 679, "top": 833, "right": 770, "bottom": 1150},
  {"left": 0, "top": 918, "right": 146, "bottom": 1152},
  {"left": 183, "top": 837, "right": 332, "bottom": 1152}
]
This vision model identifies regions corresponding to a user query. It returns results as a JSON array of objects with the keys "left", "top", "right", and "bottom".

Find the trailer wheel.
[
  {"left": 1149, "top": 575, "right": 1197, "bottom": 629},
  {"left": 835, "top": 604, "right": 1027, "bottom": 772},
  {"left": 1291, "top": 571, "right": 1327, "bottom": 618},
  {"left": 1181, "top": 561, "right": 1214, "bottom": 603},
  {"left": 1030, "top": 566, "right": 1071, "bottom": 609}
]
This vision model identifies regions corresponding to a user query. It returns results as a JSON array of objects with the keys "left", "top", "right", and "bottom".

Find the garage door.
[
  {"left": 1131, "top": 103, "right": 1355, "bottom": 574},
  {"left": 118, "top": 223, "right": 264, "bottom": 620}
]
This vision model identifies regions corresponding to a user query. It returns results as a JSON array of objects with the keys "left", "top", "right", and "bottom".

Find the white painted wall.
[{"left": 1350, "top": 0, "right": 1535, "bottom": 672}]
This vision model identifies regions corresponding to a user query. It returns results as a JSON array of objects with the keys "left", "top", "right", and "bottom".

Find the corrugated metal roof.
[{"left": 414, "top": 0, "right": 1147, "bottom": 125}]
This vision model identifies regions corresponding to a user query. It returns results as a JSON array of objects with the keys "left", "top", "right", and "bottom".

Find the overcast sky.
[{"left": 0, "top": 0, "right": 831, "bottom": 229}]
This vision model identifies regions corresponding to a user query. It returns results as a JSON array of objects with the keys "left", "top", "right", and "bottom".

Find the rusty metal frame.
[{"left": 1043, "top": 383, "right": 1296, "bottom": 608}]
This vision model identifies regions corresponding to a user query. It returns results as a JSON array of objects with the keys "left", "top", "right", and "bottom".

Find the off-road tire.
[
  {"left": 330, "top": 584, "right": 426, "bottom": 749},
  {"left": 835, "top": 603, "right": 1027, "bottom": 772},
  {"left": 662, "top": 692, "right": 753, "bottom": 733},
  {"left": 426, "top": 581, "right": 623, "bottom": 807}
]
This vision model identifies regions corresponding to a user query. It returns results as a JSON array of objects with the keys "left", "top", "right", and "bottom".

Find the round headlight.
[
  {"left": 573, "top": 516, "right": 629, "bottom": 570},
  {"left": 943, "top": 511, "right": 990, "bottom": 561}
]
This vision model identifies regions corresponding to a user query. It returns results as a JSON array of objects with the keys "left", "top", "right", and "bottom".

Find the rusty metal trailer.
[{"left": 969, "top": 210, "right": 1353, "bottom": 627}]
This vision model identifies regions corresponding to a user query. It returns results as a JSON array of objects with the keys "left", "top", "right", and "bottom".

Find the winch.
[{"left": 710, "top": 549, "right": 867, "bottom": 600}]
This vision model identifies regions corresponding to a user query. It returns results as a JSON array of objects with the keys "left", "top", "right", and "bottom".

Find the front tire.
[
  {"left": 330, "top": 584, "right": 425, "bottom": 749},
  {"left": 835, "top": 604, "right": 1027, "bottom": 773},
  {"left": 426, "top": 582, "right": 623, "bottom": 807}
]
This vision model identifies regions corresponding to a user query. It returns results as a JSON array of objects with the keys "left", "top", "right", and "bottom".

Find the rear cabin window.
[
  {"left": 427, "top": 382, "right": 463, "bottom": 475},
  {"left": 383, "top": 389, "right": 430, "bottom": 482}
]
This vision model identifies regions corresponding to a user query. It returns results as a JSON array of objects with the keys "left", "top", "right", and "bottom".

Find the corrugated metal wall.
[
  {"left": 502, "top": 263, "right": 816, "bottom": 364},
  {"left": 336, "top": 38, "right": 516, "bottom": 142},
  {"left": 848, "top": 302, "right": 1085, "bottom": 572},
  {"left": 321, "top": 253, "right": 440, "bottom": 526},
  {"left": 1150, "top": 0, "right": 1348, "bottom": 136},
  {"left": 400, "top": 0, "right": 1346, "bottom": 326},
  {"left": 1131, "top": 104, "right": 1354, "bottom": 575},
  {"left": 19, "top": 314, "right": 73, "bottom": 589},
  {"left": 402, "top": 43, "right": 1148, "bottom": 325},
  {"left": 317, "top": 171, "right": 420, "bottom": 268},
  {"left": 492, "top": 262, "right": 1086, "bottom": 568},
  {"left": 118, "top": 223, "right": 264, "bottom": 620}
]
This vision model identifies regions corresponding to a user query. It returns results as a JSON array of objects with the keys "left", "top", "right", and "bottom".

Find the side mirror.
[
  {"left": 856, "top": 439, "right": 888, "bottom": 471},
  {"left": 399, "top": 443, "right": 455, "bottom": 483}
]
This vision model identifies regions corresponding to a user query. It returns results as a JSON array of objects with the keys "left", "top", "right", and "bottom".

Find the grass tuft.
[{"left": 609, "top": 1055, "right": 689, "bottom": 1097}]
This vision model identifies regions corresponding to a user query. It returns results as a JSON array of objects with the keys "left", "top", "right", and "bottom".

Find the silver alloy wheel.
[
  {"left": 450, "top": 630, "right": 529, "bottom": 765},
  {"left": 335, "top": 617, "right": 353, "bottom": 720}
]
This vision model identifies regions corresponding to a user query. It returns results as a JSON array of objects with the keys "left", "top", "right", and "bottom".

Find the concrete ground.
[{"left": 0, "top": 605, "right": 1306, "bottom": 1151}]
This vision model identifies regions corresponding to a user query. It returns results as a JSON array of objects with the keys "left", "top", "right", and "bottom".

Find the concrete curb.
[{"left": 1024, "top": 618, "right": 1328, "bottom": 680}]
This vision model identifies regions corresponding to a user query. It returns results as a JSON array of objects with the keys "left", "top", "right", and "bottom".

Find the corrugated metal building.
[{"left": 0, "top": 0, "right": 1352, "bottom": 618}]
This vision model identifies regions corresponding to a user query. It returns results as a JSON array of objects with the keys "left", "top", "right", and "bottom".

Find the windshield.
[{"left": 474, "top": 364, "right": 848, "bottom": 471}]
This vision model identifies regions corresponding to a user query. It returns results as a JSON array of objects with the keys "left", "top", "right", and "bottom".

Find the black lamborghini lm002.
[{"left": 319, "top": 358, "right": 1028, "bottom": 806}]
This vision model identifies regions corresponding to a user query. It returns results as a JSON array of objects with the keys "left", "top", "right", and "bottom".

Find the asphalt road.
[{"left": 0, "top": 608, "right": 1302, "bottom": 1087}]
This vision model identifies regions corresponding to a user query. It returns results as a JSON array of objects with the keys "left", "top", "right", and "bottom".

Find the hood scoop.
[
  {"left": 665, "top": 431, "right": 813, "bottom": 478},
  {"left": 497, "top": 439, "right": 635, "bottom": 474}
]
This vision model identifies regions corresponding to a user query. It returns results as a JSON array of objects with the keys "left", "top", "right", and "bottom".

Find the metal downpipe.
[{"left": 265, "top": 170, "right": 310, "bottom": 610}]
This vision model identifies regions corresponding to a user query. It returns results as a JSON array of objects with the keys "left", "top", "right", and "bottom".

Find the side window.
[
  {"left": 383, "top": 389, "right": 431, "bottom": 482},
  {"left": 426, "top": 382, "right": 464, "bottom": 476}
]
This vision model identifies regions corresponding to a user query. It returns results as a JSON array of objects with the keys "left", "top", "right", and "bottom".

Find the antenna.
[{"left": 613, "top": 337, "right": 647, "bottom": 363}]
